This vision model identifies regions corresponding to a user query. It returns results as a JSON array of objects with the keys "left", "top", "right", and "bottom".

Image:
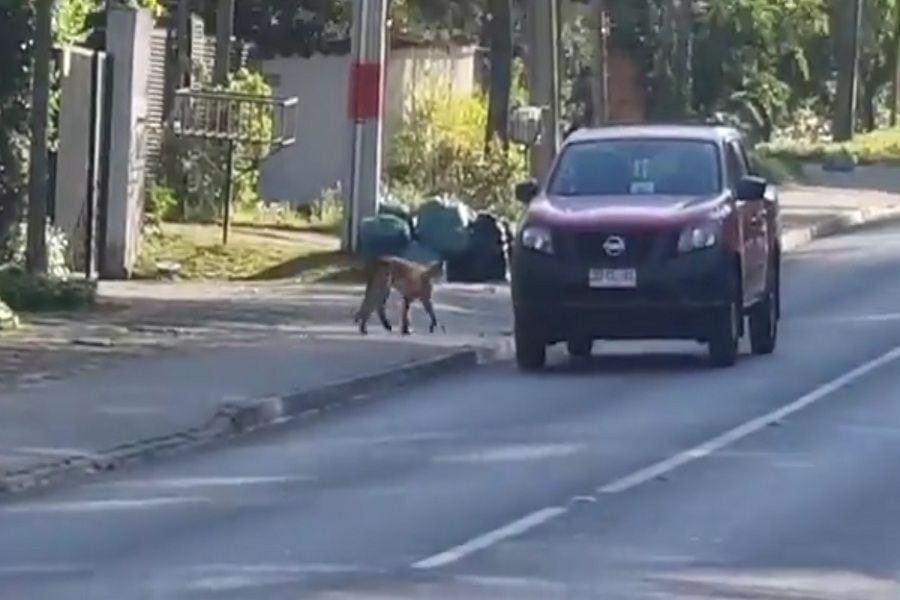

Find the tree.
[
  {"left": 0, "top": 0, "right": 33, "bottom": 250},
  {"left": 857, "top": 0, "right": 897, "bottom": 131},
  {"left": 232, "top": 0, "right": 486, "bottom": 58},
  {"left": 26, "top": 0, "right": 54, "bottom": 275}
]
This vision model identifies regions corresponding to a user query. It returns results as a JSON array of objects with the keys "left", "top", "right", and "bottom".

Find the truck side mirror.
[
  {"left": 736, "top": 175, "right": 767, "bottom": 201},
  {"left": 515, "top": 179, "right": 539, "bottom": 203}
]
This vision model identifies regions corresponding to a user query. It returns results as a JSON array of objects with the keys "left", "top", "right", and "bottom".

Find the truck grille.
[{"left": 570, "top": 231, "right": 660, "bottom": 263}]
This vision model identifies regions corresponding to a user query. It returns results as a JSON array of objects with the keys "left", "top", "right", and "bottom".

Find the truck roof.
[{"left": 565, "top": 124, "right": 739, "bottom": 144}]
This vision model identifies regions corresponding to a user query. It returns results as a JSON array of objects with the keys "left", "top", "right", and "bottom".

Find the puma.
[{"left": 354, "top": 257, "right": 444, "bottom": 335}]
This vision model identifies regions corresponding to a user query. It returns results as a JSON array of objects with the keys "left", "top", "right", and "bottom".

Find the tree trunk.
[
  {"left": 860, "top": 71, "right": 878, "bottom": 132},
  {"left": 833, "top": 0, "right": 862, "bottom": 141},
  {"left": 485, "top": 0, "right": 513, "bottom": 149},
  {"left": 673, "top": 0, "right": 693, "bottom": 117},
  {"left": 26, "top": 0, "right": 53, "bottom": 275},
  {"left": 651, "top": 0, "right": 678, "bottom": 118}
]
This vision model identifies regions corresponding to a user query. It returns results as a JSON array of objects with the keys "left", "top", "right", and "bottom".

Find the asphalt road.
[{"left": 6, "top": 221, "right": 900, "bottom": 599}]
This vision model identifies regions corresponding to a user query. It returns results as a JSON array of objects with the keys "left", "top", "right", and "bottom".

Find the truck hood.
[{"left": 527, "top": 193, "right": 727, "bottom": 230}]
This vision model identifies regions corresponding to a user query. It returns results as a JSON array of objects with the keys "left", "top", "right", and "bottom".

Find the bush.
[
  {"left": 757, "top": 128, "right": 900, "bottom": 166},
  {"left": 146, "top": 184, "right": 179, "bottom": 225},
  {"left": 0, "top": 265, "right": 95, "bottom": 312},
  {"left": 1, "top": 221, "right": 71, "bottom": 279},
  {"left": 387, "top": 77, "right": 528, "bottom": 221}
]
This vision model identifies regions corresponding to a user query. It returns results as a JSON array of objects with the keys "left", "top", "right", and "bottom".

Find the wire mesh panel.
[
  {"left": 169, "top": 88, "right": 298, "bottom": 245},
  {"left": 171, "top": 88, "right": 298, "bottom": 147}
]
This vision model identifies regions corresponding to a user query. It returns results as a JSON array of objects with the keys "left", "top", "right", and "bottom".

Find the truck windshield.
[{"left": 547, "top": 138, "right": 722, "bottom": 197}]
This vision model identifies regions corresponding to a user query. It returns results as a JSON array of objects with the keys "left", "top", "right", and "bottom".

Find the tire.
[
  {"left": 749, "top": 266, "right": 779, "bottom": 355},
  {"left": 566, "top": 338, "right": 593, "bottom": 359},
  {"left": 708, "top": 269, "right": 741, "bottom": 368},
  {"left": 515, "top": 321, "right": 547, "bottom": 371}
]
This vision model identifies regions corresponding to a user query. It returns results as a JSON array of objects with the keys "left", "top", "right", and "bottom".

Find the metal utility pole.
[
  {"left": 26, "top": 0, "right": 54, "bottom": 275},
  {"left": 344, "top": 0, "right": 388, "bottom": 253},
  {"left": 833, "top": 0, "right": 862, "bottom": 142},
  {"left": 214, "top": 0, "right": 235, "bottom": 86},
  {"left": 525, "top": 0, "right": 561, "bottom": 182},
  {"left": 589, "top": 0, "right": 610, "bottom": 126}
]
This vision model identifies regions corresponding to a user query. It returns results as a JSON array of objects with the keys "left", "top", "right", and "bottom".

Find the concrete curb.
[
  {"left": 0, "top": 347, "right": 483, "bottom": 496},
  {"left": 781, "top": 206, "right": 900, "bottom": 253}
]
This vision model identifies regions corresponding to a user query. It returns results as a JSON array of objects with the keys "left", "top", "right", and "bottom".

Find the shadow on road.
[{"left": 543, "top": 350, "right": 710, "bottom": 375}]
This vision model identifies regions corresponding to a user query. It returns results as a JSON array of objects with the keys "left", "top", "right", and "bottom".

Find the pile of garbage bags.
[{"left": 358, "top": 196, "right": 513, "bottom": 283}]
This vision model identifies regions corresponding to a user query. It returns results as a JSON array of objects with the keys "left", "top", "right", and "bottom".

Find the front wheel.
[
  {"left": 515, "top": 321, "right": 547, "bottom": 371},
  {"left": 708, "top": 272, "right": 741, "bottom": 368},
  {"left": 749, "top": 268, "right": 779, "bottom": 355}
]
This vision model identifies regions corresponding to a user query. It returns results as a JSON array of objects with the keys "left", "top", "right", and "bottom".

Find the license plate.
[{"left": 589, "top": 268, "right": 637, "bottom": 289}]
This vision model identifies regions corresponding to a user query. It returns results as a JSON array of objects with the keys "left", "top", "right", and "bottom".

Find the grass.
[
  {"left": 135, "top": 222, "right": 351, "bottom": 281},
  {"left": 758, "top": 127, "right": 900, "bottom": 166}
]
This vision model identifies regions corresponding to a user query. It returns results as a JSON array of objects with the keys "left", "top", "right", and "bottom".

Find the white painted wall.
[{"left": 259, "top": 45, "right": 479, "bottom": 206}]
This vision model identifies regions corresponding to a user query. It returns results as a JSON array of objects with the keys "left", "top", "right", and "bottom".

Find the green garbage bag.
[
  {"left": 415, "top": 197, "right": 473, "bottom": 258},
  {"left": 401, "top": 240, "right": 444, "bottom": 267},
  {"left": 358, "top": 214, "right": 411, "bottom": 259},
  {"left": 379, "top": 202, "right": 415, "bottom": 236}
]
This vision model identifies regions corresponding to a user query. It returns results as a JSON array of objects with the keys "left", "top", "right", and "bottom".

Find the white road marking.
[
  {"left": 433, "top": 443, "right": 584, "bottom": 464},
  {"left": 411, "top": 345, "right": 900, "bottom": 570},
  {"left": 99, "top": 476, "right": 314, "bottom": 489},
  {"left": 411, "top": 507, "right": 567, "bottom": 570},
  {"left": 598, "top": 345, "right": 900, "bottom": 494},
  {"left": 1, "top": 496, "right": 213, "bottom": 513}
]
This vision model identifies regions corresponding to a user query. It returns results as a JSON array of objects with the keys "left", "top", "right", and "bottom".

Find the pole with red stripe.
[{"left": 345, "top": 0, "right": 388, "bottom": 253}]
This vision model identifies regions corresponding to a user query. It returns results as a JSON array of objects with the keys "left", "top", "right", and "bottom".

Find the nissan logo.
[{"left": 603, "top": 235, "right": 626, "bottom": 257}]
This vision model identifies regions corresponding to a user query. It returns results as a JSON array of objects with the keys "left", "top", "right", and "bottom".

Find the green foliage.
[
  {"left": 694, "top": 0, "right": 830, "bottom": 137},
  {"left": 2, "top": 221, "right": 71, "bottom": 279},
  {"left": 0, "top": 265, "right": 95, "bottom": 312},
  {"left": 387, "top": 77, "right": 527, "bottom": 221},
  {"left": 606, "top": 0, "right": 832, "bottom": 138},
  {"left": 759, "top": 128, "right": 900, "bottom": 165},
  {"left": 55, "top": 0, "right": 100, "bottom": 45},
  {"left": 234, "top": 0, "right": 483, "bottom": 58},
  {"left": 159, "top": 68, "right": 275, "bottom": 222},
  {"left": 146, "top": 184, "right": 179, "bottom": 225}
]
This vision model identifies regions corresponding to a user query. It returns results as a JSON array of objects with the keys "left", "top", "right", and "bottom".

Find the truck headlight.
[
  {"left": 678, "top": 221, "right": 720, "bottom": 253},
  {"left": 521, "top": 225, "right": 554, "bottom": 254}
]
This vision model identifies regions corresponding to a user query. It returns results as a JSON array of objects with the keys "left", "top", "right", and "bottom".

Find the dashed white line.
[{"left": 411, "top": 345, "right": 900, "bottom": 570}]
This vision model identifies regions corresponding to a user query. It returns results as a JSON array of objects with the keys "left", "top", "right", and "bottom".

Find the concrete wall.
[
  {"left": 259, "top": 45, "right": 479, "bottom": 206},
  {"left": 54, "top": 46, "right": 96, "bottom": 270},
  {"left": 104, "top": 6, "right": 153, "bottom": 279}
]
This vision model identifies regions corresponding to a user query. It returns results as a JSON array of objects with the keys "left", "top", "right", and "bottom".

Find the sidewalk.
[
  {"left": 0, "top": 282, "right": 512, "bottom": 488},
  {"left": 0, "top": 184, "right": 897, "bottom": 491}
]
